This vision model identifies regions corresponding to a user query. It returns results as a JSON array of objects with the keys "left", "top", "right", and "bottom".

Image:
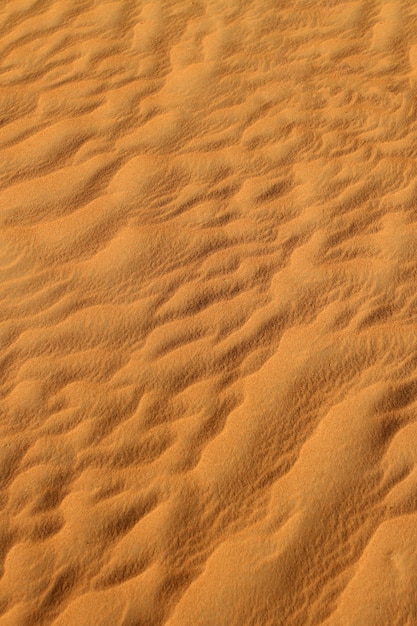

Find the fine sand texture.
[{"left": 2, "top": 1, "right": 417, "bottom": 624}]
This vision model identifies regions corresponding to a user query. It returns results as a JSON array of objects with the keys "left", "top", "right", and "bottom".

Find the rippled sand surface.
[{"left": 2, "top": 1, "right": 417, "bottom": 624}]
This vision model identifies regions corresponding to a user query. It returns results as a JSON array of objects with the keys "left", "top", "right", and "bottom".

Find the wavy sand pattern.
[{"left": 1, "top": 0, "right": 417, "bottom": 624}]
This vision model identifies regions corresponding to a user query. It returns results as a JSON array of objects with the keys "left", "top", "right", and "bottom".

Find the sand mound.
[{"left": 2, "top": 0, "right": 417, "bottom": 624}]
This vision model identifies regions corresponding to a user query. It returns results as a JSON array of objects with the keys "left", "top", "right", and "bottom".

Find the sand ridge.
[{"left": 1, "top": 0, "right": 417, "bottom": 624}]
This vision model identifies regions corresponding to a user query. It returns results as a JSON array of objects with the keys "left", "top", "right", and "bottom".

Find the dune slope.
[{"left": 1, "top": 0, "right": 417, "bottom": 624}]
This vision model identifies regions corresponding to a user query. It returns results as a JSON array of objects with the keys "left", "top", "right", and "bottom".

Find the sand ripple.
[{"left": 2, "top": 0, "right": 417, "bottom": 624}]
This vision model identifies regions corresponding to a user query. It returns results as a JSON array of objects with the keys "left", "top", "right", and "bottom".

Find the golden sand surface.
[{"left": 1, "top": 0, "right": 417, "bottom": 624}]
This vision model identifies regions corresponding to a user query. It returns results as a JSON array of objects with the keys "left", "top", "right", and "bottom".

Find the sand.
[{"left": 1, "top": 0, "right": 417, "bottom": 624}]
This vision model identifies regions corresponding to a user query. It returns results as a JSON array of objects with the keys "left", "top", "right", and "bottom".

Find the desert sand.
[{"left": 1, "top": 0, "right": 417, "bottom": 624}]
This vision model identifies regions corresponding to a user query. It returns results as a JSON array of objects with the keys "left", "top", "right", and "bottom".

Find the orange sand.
[{"left": 1, "top": 1, "right": 417, "bottom": 624}]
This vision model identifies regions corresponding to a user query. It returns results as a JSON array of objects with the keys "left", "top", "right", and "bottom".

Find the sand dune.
[{"left": 1, "top": 0, "right": 417, "bottom": 624}]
